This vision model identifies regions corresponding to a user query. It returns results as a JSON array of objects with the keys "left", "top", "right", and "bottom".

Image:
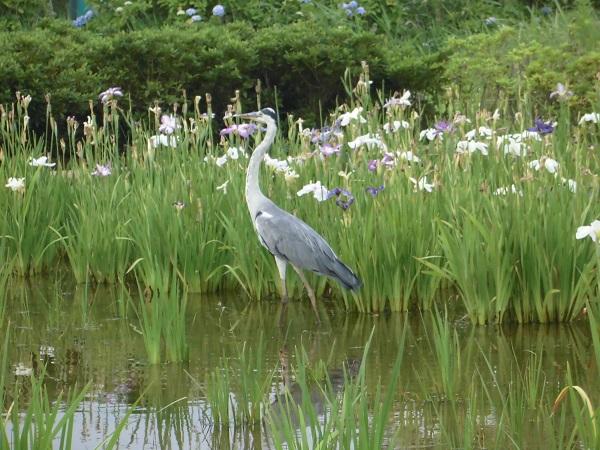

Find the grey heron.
[{"left": 235, "top": 107, "right": 361, "bottom": 318}]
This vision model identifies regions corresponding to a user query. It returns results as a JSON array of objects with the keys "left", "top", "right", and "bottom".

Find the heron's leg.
[
  {"left": 275, "top": 256, "right": 288, "bottom": 304},
  {"left": 292, "top": 265, "right": 320, "bottom": 321}
]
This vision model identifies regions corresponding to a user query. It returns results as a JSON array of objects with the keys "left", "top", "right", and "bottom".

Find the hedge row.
[{"left": 0, "top": 19, "right": 440, "bottom": 131}]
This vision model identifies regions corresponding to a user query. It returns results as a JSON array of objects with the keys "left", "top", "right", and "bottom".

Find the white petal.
[{"left": 576, "top": 226, "right": 591, "bottom": 240}]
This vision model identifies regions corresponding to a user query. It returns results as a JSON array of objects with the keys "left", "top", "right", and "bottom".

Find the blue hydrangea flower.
[
  {"left": 191, "top": 14, "right": 202, "bottom": 22},
  {"left": 341, "top": 1, "right": 363, "bottom": 17},
  {"left": 185, "top": 7, "right": 198, "bottom": 16},
  {"left": 212, "top": 4, "right": 225, "bottom": 16},
  {"left": 73, "top": 9, "right": 94, "bottom": 28}
]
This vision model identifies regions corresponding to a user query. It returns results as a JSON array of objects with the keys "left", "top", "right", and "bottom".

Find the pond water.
[{"left": 2, "top": 278, "right": 599, "bottom": 449}]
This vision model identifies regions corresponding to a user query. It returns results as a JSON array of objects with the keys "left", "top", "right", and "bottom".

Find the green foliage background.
[{"left": 0, "top": 0, "right": 598, "bottom": 130}]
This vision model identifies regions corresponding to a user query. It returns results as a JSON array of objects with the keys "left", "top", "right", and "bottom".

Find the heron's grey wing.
[{"left": 254, "top": 209, "right": 338, "bottom": 274}]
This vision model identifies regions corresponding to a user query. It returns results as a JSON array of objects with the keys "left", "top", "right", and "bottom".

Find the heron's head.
[{"left": 234, "top": 107, "right": 277, "bottom": 125}]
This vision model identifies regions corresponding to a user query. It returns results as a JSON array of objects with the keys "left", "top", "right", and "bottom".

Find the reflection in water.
[{"left": 2, "top": 278, "right": 599, "bottom": 449}]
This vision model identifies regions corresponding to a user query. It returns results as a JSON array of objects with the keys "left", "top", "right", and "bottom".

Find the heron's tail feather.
[{"left": 330, "top": 259, "right": 362, "bottom": 291}]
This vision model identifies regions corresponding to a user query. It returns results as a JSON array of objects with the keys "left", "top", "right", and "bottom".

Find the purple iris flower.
[
  {"left": 368, "top": 159, "right": 378, "bottom": 172},
  {"left": 381, "top": 152, "right": 396, "bottom": 167},
  {"left": 320, "top": 143, "right": 341, "bottom": 157},
  {"left": 220, "top": 126, "right": 235, "bottom": 137},
  {"left": 220, "top": 123, "right": 257, "bottom": 139},
  {"left": 366, "top": 184, "right": 385, "bottom": 197},
  {"left": 327, "top": 187, "right": 355, "bottom": 210},
  {"left": 311, "top": 126, "right": 340, "bottom": 144},
  {"left": 91, "top": 163, "right": 111, "bottom": 177},
  {"left": 237, "top": 123, "right": 257, "bottom": 138},
  {"left": 434, "top": 120, "right": 453, "bottom": 133},
  {"left": 98, "top": 87, "right": 123, "bottom": 104},
  {"left": 528, "top": 118, "right": 554, "bottom": 135}
]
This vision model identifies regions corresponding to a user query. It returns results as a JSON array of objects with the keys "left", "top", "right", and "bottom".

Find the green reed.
[
  {"left": 233, "top": 337, "right": 273, "bottom": 425},
  {"left": 59, "top": 170, "right": 134, "bottom": 284},
  {"left": 422, "top": 307, "right": 462, "bottom": 400},
  {"left": 552, "top": 366, "right": 599, "bottom": 449},
  {"left": 3, "top": 374, "right": 89, "bottom": 450},
  {"left": 589, "top": 301, "right": 600, "bottom": 376},
  {"left": 0, "top": 323, "right": 140, "bottom": 450},
  {"left": 204, "top": 366, "right": 234, "bottom": 426},
  {"left": 0, "top": 324, "right": 86, "bottom": 450},
  {"left": 267, "top": 326, "right": 406, "bottom": 449},
  {"left": 133, "top": 276, "right": 189, "bottom": 365}
]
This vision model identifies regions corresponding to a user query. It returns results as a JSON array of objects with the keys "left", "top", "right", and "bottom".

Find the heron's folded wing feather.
[{"left": 255, "top": 210, "right": 338, "bottom": 273}]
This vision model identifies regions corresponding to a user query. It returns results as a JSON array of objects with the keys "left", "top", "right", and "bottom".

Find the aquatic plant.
[{"left": 134, "top": 276, "right": 188, "bottom": 364}]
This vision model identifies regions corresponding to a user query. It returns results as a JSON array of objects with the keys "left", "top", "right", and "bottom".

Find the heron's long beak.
[{"left": 233, "top": 111, "right": 259, "bottom": 120}]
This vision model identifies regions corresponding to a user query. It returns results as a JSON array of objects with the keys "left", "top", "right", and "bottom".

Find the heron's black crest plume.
[{"left": 261, "top": 107, "right": 277, "bottom": 120}]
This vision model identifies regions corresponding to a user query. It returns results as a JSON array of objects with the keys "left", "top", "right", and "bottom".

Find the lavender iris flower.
[
  {"left": 381, "top": 152, "right": 396, "bottom": 167},
  {"left": 212, "top": 4, "right": 225, "bottom": 16},
  {"left": 356, "top": 6, "right": 366, "bottom": 15},
  {"left": 220, "top": 123, "right": 257, "bottom": 139},
  {"left": 237, "top": 123, "right": 257, "bottom": 138},
  {"left": 327, "top": 187, "right": 355, "bottom": 210},
  {"left": 91, "top": 163, "right": 111, "bottom": 177},
  {"left": 528, "top": 118, "right": 554, "bottom": 135},
  {"left": 434, "top": 120, "right": 453, "bottom": 133},
  {"left": 310, "top": 126, "right": 341, "bottom": 144},
  {"left": 73, "top": 9, "right": 94, "bottom": 27},
  {"left": 366, "top": 184, "right": 385, "bottom": 197},
  {"left": 320, "top": 143, "right": 341, "bottom": 157},
  {"left": 549, "top": 83, "right": 573, "bottom": 101},
  {"left": 220, "top": 126, "right": 235, "bottom": 137},
  {"left": 99, "top": 87, "right": 123, "bottom": 104},
  {"left": 159, "top": 115, "right": 178, "bottom": 134},
  {"left": 367, "top": 159, "right": 378, "bottom": 172}
]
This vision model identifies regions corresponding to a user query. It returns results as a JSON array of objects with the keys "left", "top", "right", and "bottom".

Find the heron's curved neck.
[{"left": 246, "top": 121, "right": 277, "bottom": 215}]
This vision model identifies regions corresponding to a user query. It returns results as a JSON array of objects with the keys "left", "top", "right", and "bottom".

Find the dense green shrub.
[
  {"left": 0, "top": 19, "right": 441, "bottom": 130},
  {"left": 442, "top": 1, "right": 600, "bottom": 113}
]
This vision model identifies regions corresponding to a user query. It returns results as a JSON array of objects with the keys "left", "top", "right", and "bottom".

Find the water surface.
[{"left": 3, "top": 278, "right": 598, "bottom": 449}]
